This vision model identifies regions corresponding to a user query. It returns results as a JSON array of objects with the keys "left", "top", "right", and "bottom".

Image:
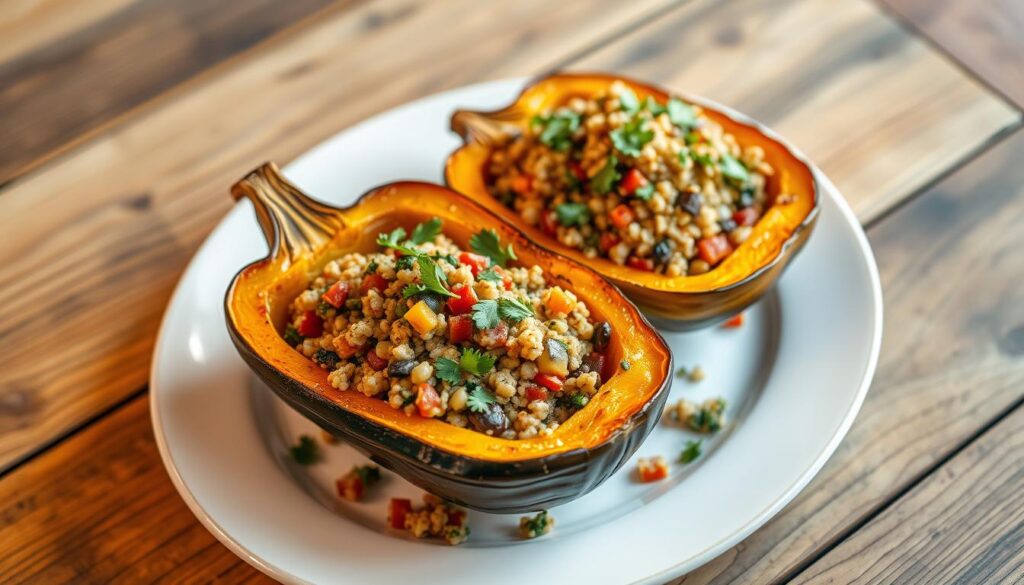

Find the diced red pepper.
[
  {"left": 366, "top": 349, "right": 387, "bottom": 370},
  {"left": 599, "top": 232, "right": 620, "bottom": 253},
  {"left": 296, "top": 310, "right": 322, "bottom": 338},
  {"left": 539, "top": 210, "right": 559, "bottom": 236},
  {"left": 732, "top": 207, "right": 759, "bottom": 227},
  {"left": 478, "top": 321, "right": 508, "bottom": 349},
  {"left": 512, "top": 174, "right": 533, "bottom": 195},
  {"left": 360, "top": 273, "right": 388, "bottom": 296},
  {"left": 445, "top": 508, "right": 466, "bottom": 527},
  {"left": 637, "top": 457, "right": 669, "bottom": 483},
  {"left": 321, "top": 281, "right": 350, "bottom": 308},
  {"left": 334, "top": 336, "right": 365, "bottom": 358},
  {"left": 448, "top": 315, "right": 474, "bottom": 343},
  {"left": 569, "top": 161, "right": 587, "bottom": 182},
  {"left": 626, "top": 256, "right": 655, "bottom": 271},
  {"left": 722, "top": 313, "right": 745, "bottom": 328},
  {"left": 525, "top": 385, "right": 549, "bottom": 402},
  {"left": 336, "top": 473, "right": 364, "bottom": 502},
  {"left": 609, "top": 204, "right": 635, "bottom": 229},
  {"left": 388, "top": 498, "right": 412, "bottom": 529},
  {"left": 619, "top": 168, "right": 648, "bottom": 196},
  {"left": 415, "top": 383, "right": 441, "bottom": 418},
  {"left": 533, "top": 373, "right": 564, "bottom": 392},
  {"left": 447, "top": 284, "right": 477, "bottom": 315},
  {"left": 585, "top": 352, "right": 607, "bottom": 380},
  {"left": 697, "top": 234, "right": 733, "bottom": 266},
  {"left": 458, "top": 252, "right": 490, "bottom": 276}
]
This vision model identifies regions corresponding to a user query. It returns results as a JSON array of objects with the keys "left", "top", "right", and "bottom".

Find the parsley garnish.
[
  {"left": 461, "top": 348, "right": 496, "bottom": 377},
  {"left": 532, "top": 111, "right": 581, "bottom": 151},
  {"left": 466, "top": 384, "right": 498, "bottom": 413},
  {"left": 283, "top": 326, "right": 303, "bottom": 345},
  {"left": 435, "top": 357, "right": 462, "bottom": 384},
  {"left": 471, "top": 299, "right": 499, "bottom": 329},
  {"left": 590, "top": 155, "right": 620, "bottom": 195},
  {"left": 416, "top": 255, "right": 457, "bottom": 298},
  {"left": 620, "top": 359, "right": 631, "bottom": 370},
  {"left": 642, "top": 96, "right": 666, "bottom": 116},
  {"left": 610, "top": 117, "right": 654, "bottom": 157},
  {"left": 555, "top": 202, "right": 590, "bottom": 227},
  {"left": 364, "top": 261, "right": 379, "bottom": 275},
  {"left": 719, "top": 153, "right": 750, "bottom": 184},
  {"left": 376, "top": 227, "right": 415, "bottom": 255},
  {"left": 634, "top": 182, "right": 655, "bottom": 201},
  {"left": 410, "top": 217, "right": 443, "bottom": 244},
  {"left": 476, "top": 267, "right": 503, "bottom": 283},
  {"left": 667, "top": 98, "right": 698, "bottom": 129},
  {"left": 679, "top": 440, "right": 703, "bottom": 464},
  {"left": 395, "top": 255, "right": 416, "bottom": 271},
  {"left": 617, "top": 87, "right": 641, "bottom": 113},
  {"left": 693, "top": 152, "right": 714, "bottom": 169},
  {"left": 289, "top": 435, "right": 320, "bottom": 465},
  {"left": 498, "top": 297, "right": 534, "bottom": 323},
  {"left": 470, "top": 229, "right": 517, "bottom": 267}
]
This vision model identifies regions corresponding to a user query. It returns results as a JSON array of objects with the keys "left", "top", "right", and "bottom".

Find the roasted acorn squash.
[
  {"left": 226, "top": 163, "right": 673, "bottom": 513},
  {"left": 446, "top": 72, "right": 819, "bottom": 330}
]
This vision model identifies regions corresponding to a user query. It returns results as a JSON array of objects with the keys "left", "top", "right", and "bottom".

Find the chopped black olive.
[
  {"left": 677, "top": 192, "right": 703, "bottom": 216},
  {"left": 468, "top": 402, "right": 510, "bottom": 434},
  {"left": 314, "top": 349, "right": 341, "bottom": 369},
  {"left": 412, "top": 291, "right": 446, "bottom": 313},
  {"left": 593, "top": 321, "right": 612, "bottom": 352},
  {"left": 388, "top": 359, "right": 417, "bottom": 377},
  {"left": 652, "top": 239, "right": 673, "bottom": 265}
]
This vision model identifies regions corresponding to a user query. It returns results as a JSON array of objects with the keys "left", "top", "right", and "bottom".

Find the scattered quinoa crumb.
[
  {"left": 687, "top": 365, "right": 705, "bottom": 383},
  {"left": 519, "top": 510, "right": 554, "bottom": 539},
  {"left": 636, "top": 455, "right": 670, "bottom": 482}
]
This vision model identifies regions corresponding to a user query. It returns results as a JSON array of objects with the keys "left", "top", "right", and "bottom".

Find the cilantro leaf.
[
  {"left": 471, "top": 299, "right": 499, "bottom": 329},
  {"left": 416, "top": 255, "right": 457, "bottom": 298},
  {"left": 667, "top": 98, "right": 698, "bottom": 129},
  {"left": 466, "top": 384, "right": 498, "bottom": 413},
  {"left": 532, "top": 111, "right": 581, "bottom": 151},
  {"left": 376, "top": 227, "right": 406, "bottom": 248},
  {"left": 354, "top": 465, "right": 381, "bottom": 485},
  {"left": 679, "top": 440, "right": 703, "bottom": 464},
  {"left": 642, "top": 96, "right": 666, "bottom": 116},
  {"left": 402, "top": 283, "right": 427, "bottom": 298},
  {"left": 693, "top": 152, "right": 714, "bottom": 169},
  {"left": 617, "top": 87, "right": 641, "bottom": 113},
  {"left": 435, "top": 357, "right": 462, "bottom": 384},
  {"left": 555, "top": 202, "right": 590, "bottom": 227},
  {"left": 289, "top": 435, "right": 320, "bottom": 465},
  {"left": 497, "top": 297, "right": 534, "bottom": 323},
  {"left": 283, "top": 325, "right": 303, "bottom": 345},
  {"left": 410, "top": 217, "right": 443, "bottom": 245},
  {"left": 470, "top": 229, "right": 517, "bottom": 267},
  {"left": 634, "top": 182, "right": 655, "bottom": 202},
  {"left": 460, "top": 348, "right": 497, "bottom": 377},
  {"left": 476, "top": 267, "right": 503, "bottom": 283},
  {"left": 395, "top": 255, "right": 417, "bottom": 271},
  {"left": 610, "top": 117, "right": 654, "bottom": 157},
  {"left": 590, "top": 155, "right": 620, "bottom": 195},
  {"left": 719, "top": 153, "right": 751, "bottom": 184}
]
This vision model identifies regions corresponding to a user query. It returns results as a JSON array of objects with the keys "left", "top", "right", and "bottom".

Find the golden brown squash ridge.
[
  {"left": 225, "top": 162, "right": 673, "bottom": 513},
  {"left": 445, "top": 72, "right": 820, "bottom": 330}
]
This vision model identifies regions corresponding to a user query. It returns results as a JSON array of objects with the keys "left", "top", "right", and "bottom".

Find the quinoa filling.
[
  {"left": 486, "top": 80, "right": 787, "bottom": 276},
  {"left": 283, "top": 218, "right": 613, "bottom": 439}
]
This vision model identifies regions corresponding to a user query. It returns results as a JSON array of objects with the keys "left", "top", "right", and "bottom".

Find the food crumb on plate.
[{"left": 519, "top": 510, "right": 554, "bottom": 539}]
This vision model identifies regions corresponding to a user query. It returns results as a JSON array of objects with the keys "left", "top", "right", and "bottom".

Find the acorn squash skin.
[
  {"left": 446, "top": 72, "right": 820, "bottom": 330},
  {"left": 225, "top": 163, "right": 673, "bottom": 513}
]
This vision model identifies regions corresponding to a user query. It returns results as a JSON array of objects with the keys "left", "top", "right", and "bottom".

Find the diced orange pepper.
[
  {"left": 405, "top": 300, "right": 438, "bottom": 335},
  {"left": 722, "top": 313, "right": 745, "bottom": 328},
  {"left": 637, "top": 456, "right": 669, "bottom": 483},
  {"left": 544, "top": 286, "right": 576, "bottom": 315},
  {"left": 609, "top": 204, "right": 635, "bottom": 229},
  {"left": 415, "top": 383, "right": 441, "bottom": 418}
]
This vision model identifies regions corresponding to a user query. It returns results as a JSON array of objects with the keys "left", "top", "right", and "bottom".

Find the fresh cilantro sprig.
[
  {"left": 466, "top": 382, "right": 498, "bottom": 413},
  {"left": 667, "top": 98, "right": 698, "bottom": 129},
  {"left": 617, "top": 87, "right": 641, "bottom": 113},
  {"left": 719, "top": 153, "right": 751, "bottom": 184},
  {"left": 679, "top": 440, "right": 703, "bottom": 464},
  {"left": 289, "top": 435, "right": 320, "bottom": 465},
  {"left": 532, "top": 111, "right": 581, "bottom": 151},
  {"left": 610, "top": 117, "right": 654, "bottom": 157},
  {"left": 472, "top": 297, "right": 533, "bottom": 328},
  {"left": 476, "top": 267, "right": 503, "bottom": 283},
  {"left": 410, "top": 217, "right": 443, "bottom": 244},
  {"left": 416, "top": 255, "right": 457, "bottom": 298},
  {"left": 634, "top": 182, "right": 655, "bottom": 201},
  {"left": 471, "top": 299, "right": 499, "bottom": 329},
  {"left": 435, "top": 357, "right": 462, "bottom": 384},
  {"left": 461, "top": 348, "right": 496, "bottom": 377},
  {"left": 470, "top": 229, "right": 517, "bottom": 267},
  {"left": 497, "top": 297, "right": 534, "bottom": 323},
  {"left": 590, "top": 155, "right": 620, "bottom": 195},
  {"left": 555, "top": 202, "right": 590, "bottom": 227}
]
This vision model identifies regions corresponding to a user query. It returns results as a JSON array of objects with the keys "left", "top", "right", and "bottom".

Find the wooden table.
[{"left": 2, "top": 0, "right": 1022, "bottom": 582}]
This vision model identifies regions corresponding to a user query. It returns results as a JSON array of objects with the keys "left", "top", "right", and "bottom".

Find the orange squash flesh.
[{"left": 446, "top": 72, "right": 819, "bottom": 328}]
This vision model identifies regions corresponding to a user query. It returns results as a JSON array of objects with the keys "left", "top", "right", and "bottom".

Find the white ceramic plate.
[{"left": 151, "top": 78, "right": 882, "bottom": 584}]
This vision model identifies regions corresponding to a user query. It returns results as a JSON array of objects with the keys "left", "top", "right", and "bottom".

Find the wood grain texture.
[
  {"left": 795, "top": 405, "right": 1024, "bottom": 583},
  {"left": 0, "top": 0, "right": 678, "bottom": 472},
  {"left": 0, "top": 396, "right": 273, "bottom": 584},
  {"left": 881, "top": 0, "right": 1024, "bottom": 109},
  {"left": 0, "top": 0, "right": 346, "bottom": 185},
  {"left": 571, "top": 0, "right": 1021, "bottom": 222},
  {"left": 676, "top": 128, "right": 1024, "bottom": 584}
]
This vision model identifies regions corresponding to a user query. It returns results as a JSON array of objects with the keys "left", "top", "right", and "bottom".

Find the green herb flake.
[
  {"left": 395, "top": 255, "right": 416, "bottom": 271},
  {"left": 532, "top": 111, "right": 581, "bottom": 151},
  {"left": 283, "top": 326, "right": 303, "bottom": 346},
  {"left": 676, "top": 366, "right": 689, "bottom": 379},
  {"left": 634, "top": 182, "right": 656, "bottom": 202},
  {"left": 520, "top": 510, "right": 553, "bottom": 539},
  {"left": 476, "top": 267, "right": 503, "bottom": 283},
  {"left": 620, "top": 359, "right": 631, "bottom": 370},
  {"left": 470, "top": 229, "right": 517, "bottom": 267},
  {"left": 410, "top": 217, "right": 443, "bottom": 245},
  {"left": 471, "top": 299, "right": 500, "bottom": 329},
  {"left": 590, "top": 155, "right": 621, "bottom": 195},
  {"left": 416, "top": 255, "right": 457, "bottom": 298},
  {"left": 354, "top": 464, "right": 382, "bottom": 485},
  {"left": 364, "top": 261, "right": 379, "bottom": 275},
  {"left": 289, "top": 435, "right": 320, "bottom": 465},
  {"left": 642, "top": 96, "right": 666, "bottom": 116},
  {"left": 555, "top": 202, "right": 590, "bottom": 227},
  {"left": 667, "top": 98, "right": 699, "bottom": 129},
  {"left": 719, "top": 153, "right": 751, "bottom": 184},
  {"left": 617, "top": 87, "right": 641, "bottom": 113},
  {"left": 610, "top": 117, "right": 654, "bottom": 157},
  {"left": 460, "top": 347, "right": 497, "bottom": 377},
  {"left": 466, "top": 385, "right": 498, "bottom": 413},
  {"left": 679, "top": 440, "right": 703, "bottom": 464},
  {"left": 498, "top": 297, "right": 534, "bottom": 323},
  {"left": 435, "top": 357, "right": 462, "bottom": 384},
  {"left": 567, "top": 392, "right": 589, "bottom": 409}
]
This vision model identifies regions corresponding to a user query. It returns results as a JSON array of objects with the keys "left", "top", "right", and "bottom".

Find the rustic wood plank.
[
  {"left": 794, "top": 407, "right": 1024, "bottom": 584},
  {"left": 880, "top": 0, "right": 1024, "bottom": 110},
  {"left": 675, "top": 128, "right": 1024, "bottom": 583},
  {"left": 0, "top": 0, "right": 347, "bottom": 185},
  {"left": 0, "top": 0, "right": 678, "bottom": 472},
  {"left": 0, "top": 396, "right": 273, "bottom": 584},
  {"left": 571, "top": 0, "right": 1020, "bottom": 222}
]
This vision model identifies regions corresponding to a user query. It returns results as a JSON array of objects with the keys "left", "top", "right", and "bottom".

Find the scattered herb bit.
[
  {"left": 567, "top": 393, "right": 589, "bottom": 409},
  {"left": 497, "top": 297, "right": 535, "bottom": 323},
  {"left": 402, "top": 283, "right": 427, "bottom": 298},
  {"left": 396, "top": 255, "right": 417, "bottom": 272},
  {"left": 364, "top": 261, "right": 379, "bottom": 275},
  {"left": 410, "top": 217, "right": 443, "bottom": 245},
  {"left": 315, "top": 300, "right": 335, "bottom": 319},
  {"left": 532, "top": 111, "right": 582, "bottom": 151},
  {"left": 610, "top": 116, "right": 654, "bottom": 157},
  {"left": 634, "top": 182, "right": 656, "bottom": 202},
  {"left": 460, "top": 348, "right": 497, "bottom": 377},
  {"left": 564, "top": 168, "right": 583, "bottom": 191},
  {"left": 416, "top": 255, "right": 457, "bottom": 298},
  {"left": 376, "top": 227, "right": 420, "bottom": 256},
  {"left": 471, "top": 299, "right": 499, "bottom": 329},
  {"left": 466, "top": 385, "right": 498, "bottom": 413},
  {"left": 689, "top": 398, "right": 726, "bottom": 433},
  {"left": 617, "top": 87, "right": 641, "bottom": 113},
  {"left": 283, "top": 326, "right": 303, "bottom": 345},
  {"left": 337, "top": 464, "right": 381, "bottom": 501},
  {"left": 476, "top": 267, "right": 503, "bottom": 283},
  {"left": 679, "top": 440, "right": 703, "bottom": 464},
  {"left": 685, "top": 131, "right": 701, "bottom": 145},
  {"left": 693, "top": 153, "right": 715, "bottom": 169},
  {"left": 470, "top": 229, "right": 517, "bottom": 267},
  {"left": 519, "top": 510, "right": 554, "bottom": 539},
  {"left": 590, "top": 155, "right": 620, "bottom": 195},
  {"left": 676, "top": 366, "right": 689, "bottom": 379},
  {"left": 620, "top": 359, "right": 632, "bottom": 370},
  {"left": 719, "top": 153, "right": 751, "bottom": 184},
  {"left": 289, "top": 435, "right": 320, "bottom": 465},
  {"left": 431, "top": 253, "right": 460, "bottom": 267},
  {"left": 354, "top": 464, "right": 382, "bottom": 486},
  {"left": 314, "top": 349, "right": 341, "bottom": 369},
  {"left": 678, "top": 148, "right": 691, "bottom": 164},
  {"left": 667, "top": 98, "right": 698, "bottom": 129},
  {"left": 345, "top": 298, "right": 363, "bottom": 310},
  {"left": 642, "top": 95, "right": 666, "bottom": 116},
  {"left": 435, "top": 357, "right": 462, "bottom": 385},
  {"left": 555, "top": 202, "right": 590, "bottom": 227}
]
